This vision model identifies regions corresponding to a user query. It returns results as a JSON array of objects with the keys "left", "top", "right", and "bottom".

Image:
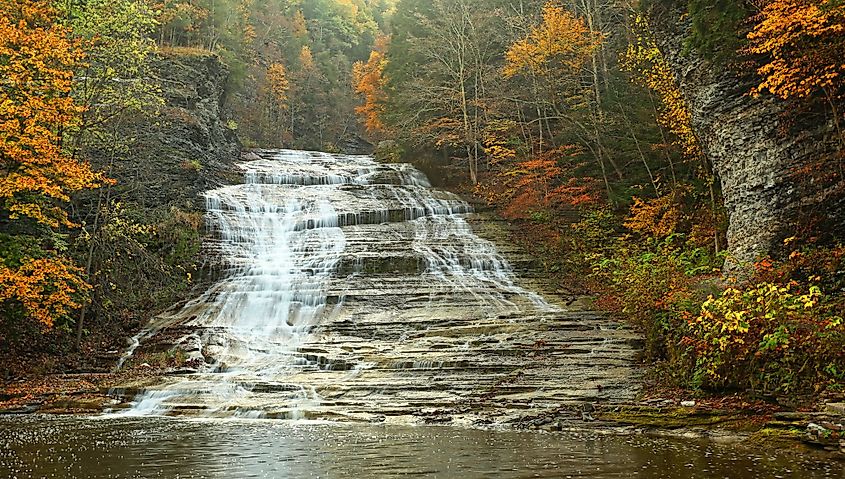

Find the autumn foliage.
[
  {"left": 0, "top": 0, "right": 104, "bottom": 228},
  {"left": 623, "top": 15, "right": 702, "bottom": 161},
  {"left": 0, "top": 258, "right": 90, "bottom": 328},
  {"left": 748, "top": 0, "right": 845, "bottom": 101},
  {"left": 266, "top": 63, "right": 290, "bottom": 110},
  {"left": 352, "top": 35, "right": 389, "bottom": 136},
  {"left": 479, "top": 146, "right": 599, "bottom": 219},
  {"left": 0, "top": 0, "right": 102, "bottom": 331},
  {"left": 504, "top": 3, "right": 601, "bottom": 78},
  {"left": 625, "top": 193, "right": 686, "bottom": 240},
  {"left": 687, "top": 281, "right": 844, "bottom": 393}
]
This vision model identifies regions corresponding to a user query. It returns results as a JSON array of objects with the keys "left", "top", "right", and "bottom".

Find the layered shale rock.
[
  {"left": 115, "top": 150, "right": 642, "bottom": 426},
  {"left": 648, "top": 5, "right": 844, "bottom": 270}
]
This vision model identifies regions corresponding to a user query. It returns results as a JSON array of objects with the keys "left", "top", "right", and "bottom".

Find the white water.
[{"left": 121, "top": 150, "right": 554, "bottom": 417}]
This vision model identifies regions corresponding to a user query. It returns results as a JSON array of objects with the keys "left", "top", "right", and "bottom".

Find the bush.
[
  {"left": 591, "top": 234, "right": 845, "bottom": 395},
  {"left": 180, "top": 159, "right": 203, "bottom": 172},
  {"left": 688, "top": 282, "right": 844, "bottom": 395},
  {"left": 375, "top": 140, "right": 404, "bottom": 163},
  {"left": 590, "top": 233, "right": 723, "bottom": 365}
]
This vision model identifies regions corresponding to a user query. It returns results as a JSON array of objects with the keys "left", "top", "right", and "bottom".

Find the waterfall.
[{"left": 119, "top": 150, "right": 555, "bottom": 418}]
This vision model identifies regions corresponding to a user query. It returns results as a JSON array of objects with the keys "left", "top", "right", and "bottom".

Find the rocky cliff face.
[
  {"left": 106, "top": 49, "right": 241, "bottom": 211},
  {"left": 649, "top": 6, "right": 842, "bottom": 270},
  {"left": 68, "top": 50, "right": 242, "bottom": 368}
]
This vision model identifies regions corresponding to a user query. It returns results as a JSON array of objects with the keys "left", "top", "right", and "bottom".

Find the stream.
[{"left": 0, "top": 415, "right": 840, "bottom": 478}]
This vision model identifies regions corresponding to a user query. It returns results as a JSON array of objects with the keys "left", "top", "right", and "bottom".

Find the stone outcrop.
[
  {"left": 67, "top": 50, "right": 242, "bottom": 371},
  {"left": 649, "top": 6, "right": 843, "bottom": 270},
  {"left": 98, "top": 49, "right": 241, "bottom": 212}
]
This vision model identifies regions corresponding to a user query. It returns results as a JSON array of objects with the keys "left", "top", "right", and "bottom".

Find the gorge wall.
[
  {"left": 69, "top": 49, "right": 241, "bottom": 368},
  {"left": 648, "top": 5, "right": 843, "bottom": 270},
  {"left": 105, "top": 49, "right": 242, "bottom": 211}
]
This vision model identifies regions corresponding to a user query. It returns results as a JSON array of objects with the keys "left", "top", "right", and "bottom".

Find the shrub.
[
  {"left": 688, "top": 282, "right": 844, "bottom": 394},
  {"left": 590, "top": 234, "right": 723, "bottom": 364},
  {"left": 180, "top": 159, "right": 203, "bottom": 172}
]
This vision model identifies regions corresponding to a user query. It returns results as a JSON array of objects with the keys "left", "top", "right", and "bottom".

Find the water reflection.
[{"left": 0, "top": 416, "right": 840, "bottom": 478}]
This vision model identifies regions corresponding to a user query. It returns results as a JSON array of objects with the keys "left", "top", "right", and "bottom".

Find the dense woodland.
[{"left": 1, "top": 0, "right": 844, "bottom": 402}]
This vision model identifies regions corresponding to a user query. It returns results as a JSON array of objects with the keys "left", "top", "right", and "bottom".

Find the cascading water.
[{"left": 120, "top": 149, "right": 630, "bottom": 421}]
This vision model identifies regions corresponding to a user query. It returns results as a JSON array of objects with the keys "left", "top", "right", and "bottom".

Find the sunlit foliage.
[
  {"left": 504, "top": 3, "right": 601, "bottom": 78},
  {"left": 352, "top": 35, "right": 389, "bottom": 136},
  {"left": 622, "top": 15, "right": 702, "bottom": 161},
  {"left": 0, "top": 257, "right": 90, "bottom": 328},
  {"left": 266, "top": 63, "right": 291, "bottom": 110},
  {"left": 0, "top": 0, "right": 104, "bottom": 228},
  {"left": 689, "top": 281, "right": 844, "bottom": 393},
  {"left": 747, "top": 0, "right": 845, "bottom": 101}
]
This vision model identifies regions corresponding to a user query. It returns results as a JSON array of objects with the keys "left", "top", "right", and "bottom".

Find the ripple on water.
[{"left": 0, "top": 415, "right": 841, "bottom": 479}]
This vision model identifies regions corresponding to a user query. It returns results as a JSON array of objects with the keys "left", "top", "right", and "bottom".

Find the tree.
[
  {"left": 68, "top": 0, "right": 161, "bottom": 161},
  {"left": 0, "top": 256, "right": 90, "bottom": 328},
  {"left": 622, "top": 15, "right": 701, "bottom": 162},
  {"left": 384, "top": 0, "right": 508, "bottom": 182},
  {"left": 504, "top": 3, "right": 600, "bottom": 79},
  {"left": 747, "top": 0, "right": 845, "bottom": 213},
  {"left": 622, "top": 14, "right": 723, "bottom": 252},
  {"left": 267, "top": 63, "right": 291, "bottom": 110},
  {"left": 0, "top": 0, "right": 103, "bottom": 228},
  {"left": 747, "top": 0, "right": 845, "bottom": 102},
  {"left": 503, "top": 3, "right": 615, "bottom": 196},
  {"left": 147, "top": 0, "right": 209, "bottom": 47},
  {"left": 352, "top": 35, "right": 389, "bottom": 136},
  {"left": 0, "top": 0, "right": 101, "bottom": 330},
  {"left": 498, "top": 146, "right": 599, "bottom": 219},
  {"left": 66, "top": 0, "right": 162, "bottom": 348}
]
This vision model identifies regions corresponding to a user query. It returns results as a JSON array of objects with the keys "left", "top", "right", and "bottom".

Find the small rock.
[
  {"left": 807, "top": 422, "right": 826, "bottom": 434},
  {"left": 139, "top": 363, "right": 152, "bottom": 369},
  {"left": 804, "top": 422, "right": 840, "bottom": 446},
  {"left": 680, "top": 400, "right": 696, "bottom": 407},
  {"left": 824, "top": 403, "right": 845, "bottom": 415},
  {"left": 180, "top": 335, "right": 202, "bottom": 353},
  {"left": 581, "top": 403, "right": 595, "bottom": 421}
]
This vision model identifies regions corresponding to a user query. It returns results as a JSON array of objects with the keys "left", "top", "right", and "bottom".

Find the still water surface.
[{"left": 0, "top": 415, "right": 841, "bottom": 478}]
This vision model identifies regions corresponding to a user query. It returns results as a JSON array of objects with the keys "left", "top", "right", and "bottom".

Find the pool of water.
[{"left": 0, "top": 416, "right": 840, "bottom": 478}]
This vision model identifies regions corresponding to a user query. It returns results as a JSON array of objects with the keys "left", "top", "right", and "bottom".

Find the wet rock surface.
[{"left": 114, "top": 149, "right": 643, "bottom": 425}]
